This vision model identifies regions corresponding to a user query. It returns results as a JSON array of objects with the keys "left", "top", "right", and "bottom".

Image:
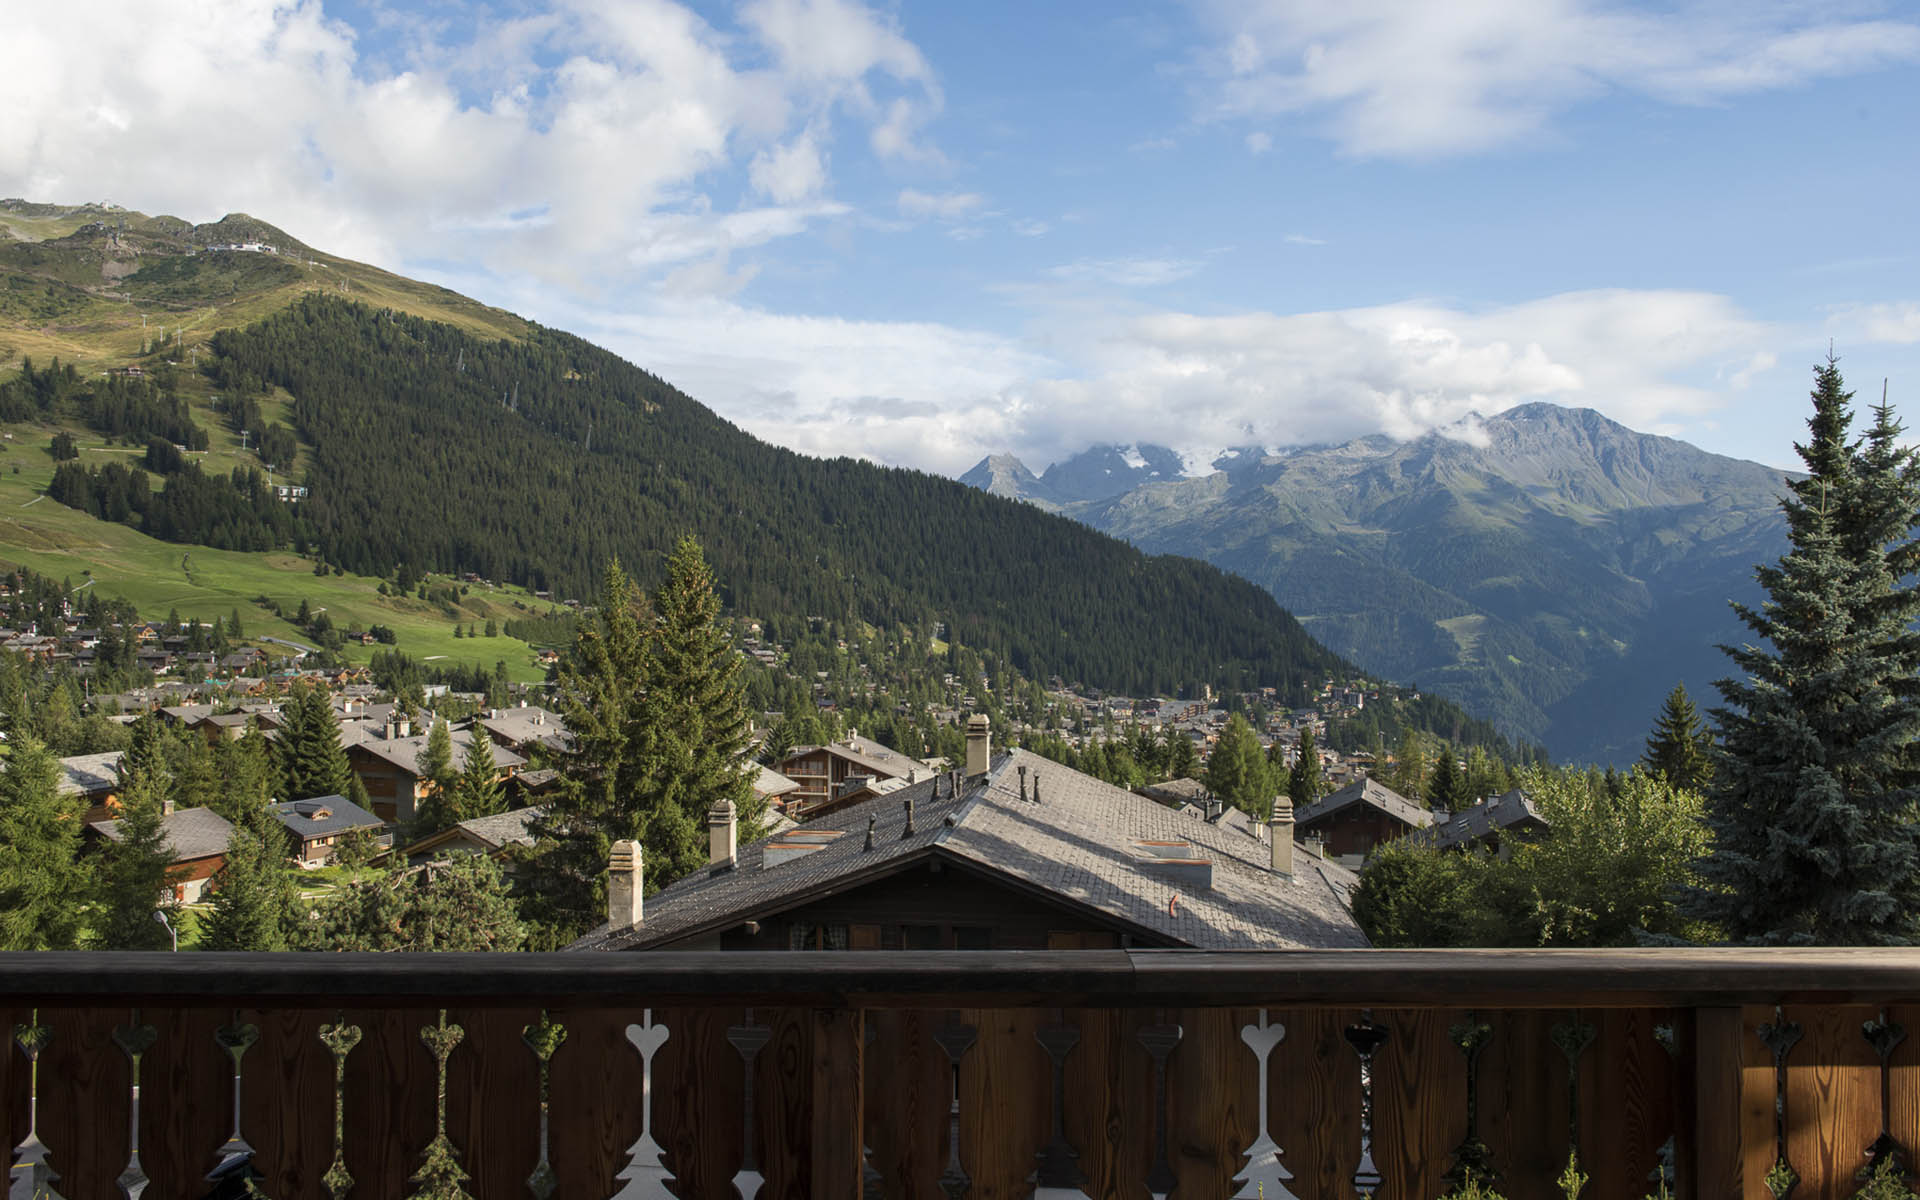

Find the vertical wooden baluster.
[
  {"left": 409, "top": 1009, "right": 472, "bottom": 1200},
  {"left": 10, "top": 1013, "right": 63, "bottom": 1200},
  {"left": 1344, "top": 1011, "right": 1388, "bottom": 1199},
  {"left": 609, "top": 1009, "right": 675, "bottom": 1200},
  {"left": 317, "top": 1015, "right": 363, "bottom": 1200},
  {"left": 521, "top": 1011, "right": 567, "bottom": 1200},
  {"left": 1137, "top": 1017, "right": 1182, "bottom": 1200},
  {"left": 1756, "top": 1008, "right": 1803, "bottom": 1199},
  {"left": 1650, "top": 1022, "right": 1678, "bottom": 1196},
  {"left": 208, "top": 1016, "right": 266, "bottom": 1197},
  {"left": 726, "top": 1008, "right": 771, "bottom": 1200},
  {"left": 1441, "top": 1012, "right": 1497, "bottom": 1193},
  {"left": 1235, "top": 1009, "right": 1298, "bottom": 1200},
  {"left": 1031, "top": 1010, "right": 1089, "bottom": 1200},
  {"left": 932, "top": 1016, "right": 976, "bottom": 1200},
  {"left": 1860, "top": 1013, "right": 1907, "bottom": 1183},
  {"left": 112, "top": 1010, "right": 157, "bottom": 1200},
  {"left": 1552, "top": 1014, "right": 1596, "bottom": 1191},
  {"left": 862, "top": 1021, "right": 883, "bottom": 1200}
]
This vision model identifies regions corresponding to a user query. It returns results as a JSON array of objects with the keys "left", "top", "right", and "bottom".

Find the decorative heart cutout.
[
  {"left": 626, "top": 1015, "right": 671, "bottom": 1059},
  {"left": 113, "top": 1023, "right": 159, "bottom": 1057},
  {"left": 216, "top": 1023, "right": 261, "bottom": 1053}
]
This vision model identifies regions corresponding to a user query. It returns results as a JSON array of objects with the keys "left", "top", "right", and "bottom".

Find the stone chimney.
[
  {"left": 708, "top": 797, "right": 737, "bottom": 868},
  {"left": 608, "top": 840, "right": 643, "bottom": 930},
  {"left": 1269, "top": 797, "right": 1294, "bottom": 878},
  {"left": 965, "top": 714, "right": 990, "bottom": 779}
]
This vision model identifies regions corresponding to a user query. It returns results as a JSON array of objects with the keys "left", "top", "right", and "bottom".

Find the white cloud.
[
  {"left": 1284, "top": 232, "right": 1326, "bottom": 246},
  {"left": 1832, "top": 302, "right": 1920, "bottom": 345},
  {"left": 1049, "top": 256, "right": 1205, "bottom": 288},
  {"left": 1192, "top": 1, "right": 1920, "bottom": 158},
  {"left": 1010, "top": 218, "right": 1051, "bottom": 237},
  {"left": 1245, "top": 131, "right": 1272, "bottom": 154},
  {"left": 0, "top": 0, "right": 938, "bottom": 285},
  {"left": 898, "top": 188, "right": 985, "bottom": 219}
]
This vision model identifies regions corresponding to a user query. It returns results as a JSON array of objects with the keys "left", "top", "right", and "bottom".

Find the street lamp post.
[{"left": 153, "top": 909, "right": 177, "bottom": 952}]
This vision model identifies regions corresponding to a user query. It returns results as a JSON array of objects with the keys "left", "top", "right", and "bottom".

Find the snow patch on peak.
[{"left": 1118, "top": 444, "right": 1148, "bottom": 471}]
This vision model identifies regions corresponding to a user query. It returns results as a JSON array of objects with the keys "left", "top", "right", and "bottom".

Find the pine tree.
[
  {"left": 449, "top": 730, "right": 505, "bottom": 824},
  {"left": 94, "top": 772, "right": 177, "bottom": 950},
  {"left": 410, "top": 720, "right": 462, "bottom": 837},
  {"left": 1688, "top": 357, "right": 1920, "bottom": 944},
  {"left": 0, "top": 735, "right": 87, "bottom": 950},
  {"left": 1390, "top": 728, "right": 1428, "bottom": 801},
  {"left": 639, "top": 535, "right": 759, "bottom": 880},
  {"left": 1289, "top": 727, "right": 1323, "bottom": 807},
  {"left": 1204, "top": 713, "right": 1271, "bottom": 817},
  {"left": 199, "top": 818, "right": 296, "bottom": 951},
  {"left": 1430, "top": 746, "right": 1461, "bottom": 812},
  {"left": 1641, "top": 683, "right": 1713, "bottom": 791},
  {"left": 277, "top": 683, "right": 350, "bottom": 800}
]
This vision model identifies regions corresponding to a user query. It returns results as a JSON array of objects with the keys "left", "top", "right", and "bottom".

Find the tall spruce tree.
[
  {"left": 449, "top": 729, "right": 505, "bottom": 824},
  {"left": 1642, "top": 682, "right": 1714, "bottom": 791},
  {"left": 1289, "top": 727, "right": 1323, "bottom": 807},
  {"left": 277, "top": 683, "right": 350, "bottom": 800},
  {"left": 640, "top": 535, "right": 759, "bottom": 880},
  {"left": 0, "top": 735, "right": 87, "bottom": 950},
  {"left": 199, "top": 815, "right": 296, "bottom": 951},
  {"left": 94, "top": 772, "right": 177, "bottom": 950},
  {"left": 1204, "top": 713, "right": 1272, "bottom": 817},
  {"left": 1688, "top": 358, "right": 1920, "bottom": 944},
  {"left": 1429, "top": 746, "right": 1461, "bottom": 812}
]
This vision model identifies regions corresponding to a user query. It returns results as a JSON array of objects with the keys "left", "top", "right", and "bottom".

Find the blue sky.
[{"left": 3, "top": 0, "right": 1917, "bottom": 474}]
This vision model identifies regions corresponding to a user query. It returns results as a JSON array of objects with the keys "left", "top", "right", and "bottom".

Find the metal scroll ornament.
[
  {"left": 608, "top": 1010, "right": 675, "bottom": 1200},
  {"left": 1234, "top": 1010, "right": 1299, "bottom": 1200},
  {"left": 9, "top": 1015, "right": 63, "bottom": 1200},
  {"left": 112, "top": 1014, "right": 158, "bottom": 1200},
  {"left": 522, "top": 1012, "right": 568, "bottom": 1200},
  {"left": 1343, "top": 1012, "right": 1389, "bottom": 1198}
]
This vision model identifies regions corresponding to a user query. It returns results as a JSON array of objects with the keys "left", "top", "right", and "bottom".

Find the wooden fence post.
[
  {"left": 1686, "top": 1006, "right": 1746, "bottom": 1200},
  {"left": 812, "top": 1006, "right": 864, "bottom": 1195}
]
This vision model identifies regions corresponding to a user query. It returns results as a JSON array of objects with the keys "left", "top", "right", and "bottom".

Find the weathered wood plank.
[
  {"left": 1371, "top": 1008, "right": 1463, "bottom": 1200},
  {"left": 811, "top": 1007, "right": 863, "bottom": 1198},
  {"left": 1782, "top": 1004, "right": 1881, "bottom": 1200},
  {"left": 959, "top": 1004, "right": 1049, "bottom": 1199}
]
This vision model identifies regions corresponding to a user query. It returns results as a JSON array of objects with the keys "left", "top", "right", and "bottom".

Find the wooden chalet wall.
[{"left": 4, "top": 950, "right": 1920, "bottom": 1198}]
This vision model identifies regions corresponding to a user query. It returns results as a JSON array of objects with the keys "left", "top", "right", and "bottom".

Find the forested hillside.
[{"left": 204, "top": 296, "right": 1343, "bottom": 700}]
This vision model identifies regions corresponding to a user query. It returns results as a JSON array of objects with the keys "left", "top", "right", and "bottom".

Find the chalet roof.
[
  {"left": 779, "top": 735, "right": 923, "bottom": 783},
  {"left": 401, "top": 805, "right": 547, "bottom": 861},
  {"left": 349, "top": 729, "right": 525, "bottom": 778},
  {"left": 269, "top": 795, "right": 385, "bottom": 839},
  {"left": 1294, "top": 777, "right": 1432, "bottom": 831},
  {"left": 1136, "top": 778, "right": 1209, "bottom": 806},
  {"left": 476, "top": 706, "right": 571, "bottom": 752},
  {"left": 91, "top": 806, "right": 233, "bottom": 862},
  {"left": 57, "top": 752, "right": 124, "bottom": 797},
  {"left": 754, "top": 765, "right": 801, "bottom": 799},
  {"left": 572, "top": 749, "right": 1365, "bottom": 953},
  {"left": 1416, "top": 789, "right": 1549, "bottom": 851}
]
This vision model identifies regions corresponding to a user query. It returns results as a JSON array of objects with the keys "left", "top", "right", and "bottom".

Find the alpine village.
[{"left": 3, "top": 8, "right": 1920, "bottom": 1197}]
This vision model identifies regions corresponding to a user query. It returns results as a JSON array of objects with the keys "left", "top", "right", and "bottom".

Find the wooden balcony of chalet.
[{"left": 5, "top": 948, "right": 1920, "bottom": 1199}]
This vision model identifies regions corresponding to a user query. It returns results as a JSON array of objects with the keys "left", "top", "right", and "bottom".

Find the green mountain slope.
[
  {"left": 0, "top": 200, "right": 1403, "bottom": 709},
  {"left": 969, "top": 408, "right": 1792, "bottom": 761}
]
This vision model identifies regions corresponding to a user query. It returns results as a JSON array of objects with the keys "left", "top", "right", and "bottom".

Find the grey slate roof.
[
  {"left": 92, "top": 806, "right": 234, "bottom": 862},
  {"left": 754, "top": 765, "right": 801, "bottom": 799},
  {"left": 1415, "top": 788, "right": 1549, "bottom": 851},
  {"left": 453, "top": 806, "right": 546, "bottom": 850},
  {"left": 57, "top": 752, "right": 124, "bottom": 797},
  {"left": 476, "top": 706, "right": 571, "bottom": 753},
  {"left": 572, "top": 749, "right": 1365, "bottom": 952},
  {"left": 269, "top": 795, "right": 386, "bottom": 839},
  {"left": 1295, "top": 777, "right": 1432, "bottom": 831},
  {"left": 350, "top": 729, "right": 526, "bottom": 777}
]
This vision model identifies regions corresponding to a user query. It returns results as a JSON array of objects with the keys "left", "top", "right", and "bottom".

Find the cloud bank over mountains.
[{"left": 2, "top": 0, "right": 1917, "bottom": 477}]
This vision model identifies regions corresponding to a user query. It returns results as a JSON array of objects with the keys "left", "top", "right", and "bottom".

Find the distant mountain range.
[{"left": 963, "top": 406, "right": 1794, "bottom": 762}]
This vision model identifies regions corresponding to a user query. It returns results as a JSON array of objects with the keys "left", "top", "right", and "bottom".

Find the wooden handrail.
[{"left": 4, "top": 946, "right": 1920, "bottom": 1008}]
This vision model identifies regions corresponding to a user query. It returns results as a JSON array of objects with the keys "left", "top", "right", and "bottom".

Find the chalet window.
[
  {"left": 902, "top": 924, "right": 943, "bottom": 950},
  {"left": 788, "top": 922, "right": 849, "bottom": 951},
  {"left": 954, "top": 926, "right": 993, "bottom": 950}
]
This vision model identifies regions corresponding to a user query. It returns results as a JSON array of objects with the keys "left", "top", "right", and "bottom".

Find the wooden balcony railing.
[{"left": 5, "top": 948, "right": 1920, "bottom": 1199}]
